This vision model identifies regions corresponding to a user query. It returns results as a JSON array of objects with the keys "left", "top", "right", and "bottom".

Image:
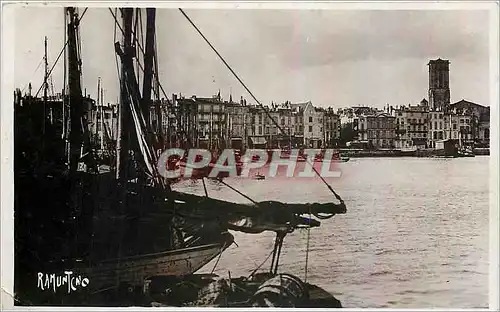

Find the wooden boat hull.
[
  {"left": 85, "top": 232, "right": 234, "bottom": 291},
  {"left": 145, "top": 272, "right": 343, "bottom": 308}
]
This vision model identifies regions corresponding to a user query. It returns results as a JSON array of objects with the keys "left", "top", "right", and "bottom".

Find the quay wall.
[{"left": 337, "top": 148, "right": 490, "bottom": 158}]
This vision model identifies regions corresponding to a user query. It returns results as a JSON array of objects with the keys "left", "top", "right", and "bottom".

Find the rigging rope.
[
  {"left": 249, "top": 248, "right": 275, "bottom": 278},
  {"left": 304, "top": 207, "right": 311, "bottom": 282},
  {"left": 216, "top": 178, "right": 257, "bottom": 205},
  {"left": 21, "top": 56, "right": 44, "bottom": 93},
  {"left": 34, "top": 41, "right": 68, "bottom": 98},
  {"left": 202, "top": 177, "right": 208, "bottom": 197},
  {"left": 178, "top": 8, "right": 344, "bottom": 204},
  {"left": 34, "top": 8, "right": 88, "bottom": 98},
  {"left": 210, "top": 240, "right": 228, "bottom": 274}
]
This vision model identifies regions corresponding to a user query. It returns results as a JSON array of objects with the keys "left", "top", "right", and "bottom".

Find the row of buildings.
[
  {"left": 89, "top": 58, "right": 490, "bottom": 151},
  {"left": 91, "top": 95, "right": 489, "bottom": 152},
  {"left": 90, "top": 94, "right": 342, "bottom": 150},
  {"left": 344, "top": 98, "right": 490, "bottom": 150},
  {"left": 344, "top": 59, "right": 490, "bottom": 149}
]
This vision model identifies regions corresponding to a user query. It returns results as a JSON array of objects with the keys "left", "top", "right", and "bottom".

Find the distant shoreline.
[{"left": 338, "top": 148, "right": 490, "bottom": 158}]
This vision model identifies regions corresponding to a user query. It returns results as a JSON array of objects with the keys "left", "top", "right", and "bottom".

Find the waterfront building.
[
  {"left": 448, "top": 99, "right": 490, "bottom": 147},
  {"left": 425, "top": 58, "right": 489, "bottom": 149},
  {"left": 302, "top": 101, "right": 324, "bottom": 148},
  {"left": 323, "top": 107, "right": 341, "bottom": 147},
  {"left": 338, "top": 106, "right": 379, "bottom": 126},
  {"left": 427, "top": 110, "right": 445, "bottom": 148},
  {"left": 273, "top": 102, "right": 298, "bottom": 148},
  {"left": 89, "top": 103, "right": 119, "bottom": 149},
  {"left": 356, "top": 112, "right": 396, "bottom": 149},
  {"left": 263, "top": 107, "right": 282, "bottom": 148},
  {"left": 194, "top": 94, "right": 227, "bottom": 149},
  {"left": 393, "top": 100, "right": 429, "bottom": 149},
  {"left": 226, "top": 97, "right": 251, "bottom": 150},
  {"left": 169, "top": 95, "right": 197, "bottom": 148},
  {"left": 248, "top": 104, "right": 268, "bottom": 148}
]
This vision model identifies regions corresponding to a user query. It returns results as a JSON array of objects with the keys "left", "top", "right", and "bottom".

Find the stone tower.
[{"left": 428, "top": 59, "right": 450, "bottom": 111}]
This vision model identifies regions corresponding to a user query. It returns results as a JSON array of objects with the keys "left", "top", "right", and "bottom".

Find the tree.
[{"left": 339, "top": 122, "right": 357, "bottom": 147}]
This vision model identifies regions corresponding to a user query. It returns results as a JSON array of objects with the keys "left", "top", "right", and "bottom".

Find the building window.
[
  {"left": 453, "top": 124, "right": 457, "bottom": 130},
  {"left": 309, "top": 116, "right": 313, "bottom": 123},
  {"left": 309, "top": 125, "right": 313, "bottom": 132}
]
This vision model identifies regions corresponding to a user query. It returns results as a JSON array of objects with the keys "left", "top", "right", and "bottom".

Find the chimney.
[{"left": 240, "top": 96, "right": 244, "bottom": 105}]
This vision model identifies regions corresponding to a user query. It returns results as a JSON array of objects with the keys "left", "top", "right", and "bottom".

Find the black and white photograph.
[{"left": 1, "top": 1, "right": 499, "bottom": 309}]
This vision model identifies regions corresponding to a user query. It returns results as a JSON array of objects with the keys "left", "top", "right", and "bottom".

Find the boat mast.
[
  {"left": 115, "top": 8, "right": 133, "bottom": 182},
  {"left": 96, "top": 77, "right": 100, "bottom": 141},
  {"left": 210, "top": 110, "right": 213, "bottom": 150},
  {"left": 99, "top": 78, "right": 105, "bottom": 151},
  {"left": 62, "top": 9, "right": 68, "bottom": 157},
  {"left": 153, "top": 41, "right": 163, "bottom": 146},
  {"left": 142, "top": 8, "right": 155, "bottom": 133},
  {"left": 43, "top": 36, "right": 48, "bottom": 136},
  {"left": 66, "top": 7, "right": 85, "bottom": 172}
]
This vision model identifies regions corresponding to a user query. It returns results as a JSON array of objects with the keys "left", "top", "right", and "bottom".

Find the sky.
[{"left": 14, "top": 6, "right": 491, "bottom": 109}]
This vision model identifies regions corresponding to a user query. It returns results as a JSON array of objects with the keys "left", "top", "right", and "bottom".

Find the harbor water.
[{"left": 173, "top": 157, "right": 490, "bottom": 308}]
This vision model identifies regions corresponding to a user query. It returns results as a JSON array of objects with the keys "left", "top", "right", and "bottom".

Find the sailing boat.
[
  {"left": 14, "top": 7, "right": 233, "bottom": 302},
  {"left": 14, "top": 7, "right": 347, "bottom": 307}
]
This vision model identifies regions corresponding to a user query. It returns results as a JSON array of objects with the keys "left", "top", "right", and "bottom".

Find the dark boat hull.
[
  {"left": 144, "top": 272, "right": 343, "bottom": 308},
  {"left": 86, "top": 232, "right": 234, "bottom": 291}
]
